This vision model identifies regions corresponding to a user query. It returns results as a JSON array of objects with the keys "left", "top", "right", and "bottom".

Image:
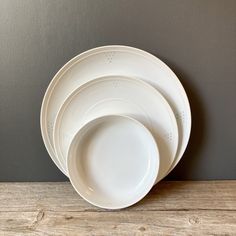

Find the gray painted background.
[{"left": 0, "top": 0, "right": 235, "bottom": 181}]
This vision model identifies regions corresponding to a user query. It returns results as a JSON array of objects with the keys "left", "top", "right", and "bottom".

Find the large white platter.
[
  {"left": 53, "top": 76, "right": 178, "bottom": 182},
  {"left": 40, "top": 45, "right": 191, "bottom": 176}
]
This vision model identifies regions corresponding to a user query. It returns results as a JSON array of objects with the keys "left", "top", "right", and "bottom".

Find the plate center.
[{"left": 76, "top": 118, "right": 153, "bottom": 199}]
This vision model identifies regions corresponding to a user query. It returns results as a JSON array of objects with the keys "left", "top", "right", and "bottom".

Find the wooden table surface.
[{"left": 0, "top": 181, "right": 235, "bottom": 235}]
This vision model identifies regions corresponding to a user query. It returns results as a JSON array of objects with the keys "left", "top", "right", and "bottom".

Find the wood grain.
[{"left": 0, "top": 181, "right": 235, "bottom": 235}]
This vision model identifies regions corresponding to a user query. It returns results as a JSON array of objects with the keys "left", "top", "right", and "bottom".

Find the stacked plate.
[{"left": 40, "top": 45, "right": 191, "bottom": 209}]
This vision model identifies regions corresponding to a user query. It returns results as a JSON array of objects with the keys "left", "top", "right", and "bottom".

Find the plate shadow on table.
[{"left": 127, "top": 181, "right": 188, "bottom": 210}]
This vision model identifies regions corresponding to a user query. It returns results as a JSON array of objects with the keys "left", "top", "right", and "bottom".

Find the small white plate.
[
  {"left": 53, "top": 75, "right": 178, "bottom": 182},
  {"left": 41, "top": 45, "right": 191, "bottom": 176},
  {"left": 67, "top": 115, "right": 160, "bottom": 209}
]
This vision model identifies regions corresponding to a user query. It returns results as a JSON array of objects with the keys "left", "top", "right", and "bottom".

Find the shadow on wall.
[{"left": 160, "top": 59, "right": 207, "bottom": 180}]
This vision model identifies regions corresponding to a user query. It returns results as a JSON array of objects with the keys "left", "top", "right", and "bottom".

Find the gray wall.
[{"left": 0, "top": 0, "right": 235, "bottom": 181}]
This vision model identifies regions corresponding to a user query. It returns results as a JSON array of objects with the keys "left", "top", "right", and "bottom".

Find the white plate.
[
  {"left": 67, "top": 115, "right": 160, "bottom": 209},
  {"left": 40, "top": 45, "right": 191, "bottom": 176},
  {"left": 53, "top": 76, "right": 178, "bottom": 182}
]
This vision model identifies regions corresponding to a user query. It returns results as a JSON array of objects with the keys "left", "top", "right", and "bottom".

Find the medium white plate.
[
  {"left": 40, "top": 45, "right": 191, "bottom": 176},
  {"left": 67, "top": 115, "right": 160, "bottom": 209},
  {"left": 53, "top": 76, "right": 178, "bottom": 182}
]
